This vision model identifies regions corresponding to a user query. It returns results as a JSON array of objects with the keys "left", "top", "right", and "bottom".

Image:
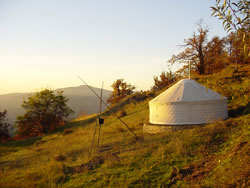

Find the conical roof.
[{"left": 150, "top": 79, "right": 226, "bottom": 104}]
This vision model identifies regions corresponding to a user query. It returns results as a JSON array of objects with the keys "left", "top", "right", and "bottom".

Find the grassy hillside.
[{"left": 0, "top": 65, "right": 249, "bottom": 188}]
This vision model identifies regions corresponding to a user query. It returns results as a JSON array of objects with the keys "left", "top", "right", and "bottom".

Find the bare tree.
[{"left": 168, "top": 21, "right": 210, "bottom": 75}]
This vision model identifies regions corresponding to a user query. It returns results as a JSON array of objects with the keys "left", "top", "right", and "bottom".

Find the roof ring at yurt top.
[{"left": 149, "top": 79, "right": 227, "bottom": 104}]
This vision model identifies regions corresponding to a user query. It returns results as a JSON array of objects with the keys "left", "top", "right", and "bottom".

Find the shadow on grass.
[
  {"left": 229, "top": 102, "right": 250, "bottom": 118},
  {"left": 50, "top": 115, "right": 98, "bottom": 134},
  {"left": 0, "top": 136, "right": 42, "bottom": 147}
]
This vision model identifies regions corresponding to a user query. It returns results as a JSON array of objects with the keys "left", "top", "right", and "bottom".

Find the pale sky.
[{"left": 0, "top": 0, "right": 227, "bottom": 94}]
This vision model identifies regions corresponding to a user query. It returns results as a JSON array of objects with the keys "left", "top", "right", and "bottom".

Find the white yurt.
[{"left": 149, "top": 79, "right": 228, "bottom": 125}]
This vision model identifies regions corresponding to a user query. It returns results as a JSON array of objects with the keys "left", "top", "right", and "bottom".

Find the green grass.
[{"left": 0, "top": 64, "right": 250, "bottom": 187}]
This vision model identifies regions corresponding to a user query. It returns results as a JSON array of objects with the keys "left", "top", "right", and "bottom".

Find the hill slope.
[
  {"left": 0, "top": 65, "right": 249, "bottom": 187},
  {"left": 0, "top": 85, "right": 111, "bottom": 123}
]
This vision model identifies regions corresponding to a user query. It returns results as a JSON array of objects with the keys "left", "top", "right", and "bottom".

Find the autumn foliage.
[
  {"left": 107, "top": 79, "right": 135, "bottom": 105},
  {"left": 152, "top": 71, "right": 176, "bottom": 91},
  {"left": 16, "top": 89, "right": 73, "bottom": 139},
  {"left": 169, "top": 21, "right": 249, "bottom": 76}
]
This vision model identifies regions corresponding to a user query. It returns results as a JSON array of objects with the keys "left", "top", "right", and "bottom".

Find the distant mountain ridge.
[
  {"left": 55, "top": 85, "right": 111, "bottom": 96},
  {"left": 0, "top": 85, "right": 112, "bottom": 123}
]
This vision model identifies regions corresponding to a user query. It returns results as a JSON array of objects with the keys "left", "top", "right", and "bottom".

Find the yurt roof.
[{"left": 150, "top": 79, "right": 227, "bottom": 104}]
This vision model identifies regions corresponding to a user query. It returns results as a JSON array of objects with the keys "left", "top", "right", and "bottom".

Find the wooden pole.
[
  {"left": 189, "top": 61, "right": 191, "bottom": 79},
  {"left": 88, "top": 119, "right": 98, "bottom": 159},
  {"left": 97, "top": 81, "right": 104, "bottom": 151},
  {"left": 77, "top": 76, "right": 139, "bottom": 140}
]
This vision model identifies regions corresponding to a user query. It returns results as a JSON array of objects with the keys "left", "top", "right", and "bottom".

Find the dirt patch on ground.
[
  {"left": 169, "top": 155, "right": 218, "bottom": 186},
  {"left": 169, "top": 141, "right": 249, "bottom": 186},
  {"left": 62, "top": 156, "right": 104, "bottom": 175},
  {"left": 75, "top": 156, "right": 104, "bottom": 173}
]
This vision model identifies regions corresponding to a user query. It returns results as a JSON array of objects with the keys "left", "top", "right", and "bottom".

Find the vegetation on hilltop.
[
  {"left": 211, "top": 0, "right": 249, "bottom": 66},
  {"left": 169, "top": 21, "right": 249, "bottom": 76},
  {"left": 107, "top": 79, "right": 136, "bottom": 106},
  {"left": 152, "top": 70, "right": 176, "bottom": 92}
]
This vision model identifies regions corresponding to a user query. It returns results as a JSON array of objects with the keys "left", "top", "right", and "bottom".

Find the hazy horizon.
[
  {"left": 0, "top": 83, "right": 112, "bottom": 95},
  {"left": 0, "top": 0, "right": 227, "bottom": 95}
]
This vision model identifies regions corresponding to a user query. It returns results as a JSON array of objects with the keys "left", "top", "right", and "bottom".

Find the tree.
[
  {"left": 206, "top": 36, "right": 229, "bottom": 74},
  {"left": 225, "top": 31, "right": 250, "bottom": 65},
  {"left": 168, "top": 21, "right": 210, "bottom": 75},
  {"left": 152, "top": 71, "right": 176, "bottom": 91},
  {"left": 169, "top": 20, "right": 231, "bottom": 75},
  {"left": 0, "top": 110, "right": 11, "bottom": 141},
  {"left": 16, "top": 89, "right": 73, "bottom": 138},
  {"left": 107, "top": 79, "right": 135, "bottom": 105},
  {"left": 211, "top": 0, "right": 250, "bottom": 60}
]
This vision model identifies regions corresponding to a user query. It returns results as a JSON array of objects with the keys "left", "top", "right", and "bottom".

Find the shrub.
[{"left": 16, "top": 89, "right": 73, "bottom": 139}]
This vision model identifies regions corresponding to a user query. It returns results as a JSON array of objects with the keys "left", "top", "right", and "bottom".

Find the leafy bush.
[{"left": 16, "top": 89, "right": 73, "bottom": 139}]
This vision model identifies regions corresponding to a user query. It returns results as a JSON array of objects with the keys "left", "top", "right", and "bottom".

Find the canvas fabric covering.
[{"left": 149, "top": 79, "right": 228, "bottom": 125}]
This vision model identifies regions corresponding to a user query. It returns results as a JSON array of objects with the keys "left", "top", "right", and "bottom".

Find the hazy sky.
[{"left": 0, "top": 0, "right": 227, "bottom": 94}]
